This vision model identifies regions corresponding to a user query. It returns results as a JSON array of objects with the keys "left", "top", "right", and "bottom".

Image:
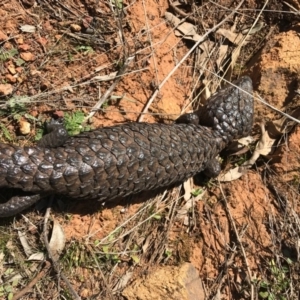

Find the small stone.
[
  {"left": 0, "top": 84, "right": 13, "bottom": 95},
  {"left": 5, "top": 74, "right": 17, "bottom": 83},
  {"left": 122, "top": 263, "right": 205, "bottom": 300},
  {"left": 70, "top": 24, "right": 81, "bottom": 32},
  {"left": 55, "top": 35, "right": 62, "bottom": 41},
  {"left": 17, "top": 37, "right": 24, "bottom": 44},
  {"left": 80, "top": 288, "right": 90, "bottom": 298},
  {"left": 7, "top": 65, "right": 16, "bottom": 75},
  {"left": 18, "top": 44, "right": 31, "bottom": 51},
  {"left": 37, "top": 37, "right": 47, "bottom": 46},
  {"left": 20, "top": 52, "right": 35, "bottom": 61},
  {"left": 19, "top": 119, "right": 31, "bottom": 135},
  {"left": 67, "top": 72, "right": 73, "bottom": 79},
  {"left": 43, "top": 20, "right": 53, "bottom": 31}
]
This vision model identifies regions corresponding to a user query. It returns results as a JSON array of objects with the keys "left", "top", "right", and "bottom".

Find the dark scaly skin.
[{"left": 0, "top": 76, "right": 253, "bottom": 217}]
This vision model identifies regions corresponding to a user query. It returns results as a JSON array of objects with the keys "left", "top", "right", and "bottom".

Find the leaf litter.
[{"left": 0, "top": 0, "right": 300, "bottom": 299}]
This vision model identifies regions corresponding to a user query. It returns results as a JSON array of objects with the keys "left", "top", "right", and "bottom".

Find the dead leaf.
[
  {"left": 225, "top": 46, "right": 242, "bottom": 81},
  {"left": 142, "top": 234, "right": 152, "bottom": 253},
  {"left": 272, "top": 107, "right": 300, "bottom": 134},
  {"left": 216, "top": 44, "right": 229, "bottom": 71},
  {"left": 92, "top": 71, "right": 118, "bottom": 81},
  {"left": 165, "top": 12, "right": 202, "bottom": 42},
  {"left": 199, "top": 40, "right": 215, "bottom": 54},
  {"left": 255, "top": 123, "right": 276, "bottom": 156},
  {"left": 183, "top": 179, "right": 192, "bottom": 201},
  {"left": 177, "top": 179, "right": 205, "bottom": 224},
  {"left": 238, "top": 136, "right": 254, "bottom": 146},
  {"left": 219, "top": 123, "right": 276, "bottom": 182},
  {"left": 176, "top": 22, "right": 200, "bottom": 40},
  {"left": 28, "top": 252, "right": 45, "bottom": 261},
  {"left": 202, "top": 79, "right": 212, "bottom": 100},
  {"left": 218, "top": 165, "right": 249, "bottom": 182},
  {"left": 225, "top": 137, "right": 253, "bottom": 156},
  {"left": 20, "top": 24, "right": 36, "bottom": 33},
  {"left": 217, "top": 28, "right": 246, "bottom": 45},
  {"left": 241, "top": 21, "right": 265, "bottom": 35},
  {"left": 113, "top": 271, "right": 133, "bottom": 291},
  {"left": 18, "top": 230, "right": 33, "bottom": 257},
  {"left": 165, "top": 12, "right": 180, "bottom": 27},
  {"left": 49, "top": 219, "right": 66, "bottom": 261}
]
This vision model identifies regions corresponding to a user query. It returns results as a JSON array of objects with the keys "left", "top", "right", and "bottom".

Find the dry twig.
[
  {"left": 138, "top": 0, "right": 245, "bottom": 122},
  {"left": 219, "top": 183, "right": 254, "bottom": 300},
  {"left": 11, "top": 261, "right": 51, "bottom": 300}
]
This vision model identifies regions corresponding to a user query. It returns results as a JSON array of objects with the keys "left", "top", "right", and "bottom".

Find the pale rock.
[
  {"left": 122, "top": 263, "right": 205, "bottom": 300},
  {"left": 0, "top": 84, "right": 13, "bottom": 95},
  {"left": 20, "top": 52, "right": 35, "bottom": 61}
]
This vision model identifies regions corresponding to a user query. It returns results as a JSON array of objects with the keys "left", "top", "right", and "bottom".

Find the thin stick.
[
  {"left": 138, "top": 0, "right": 245, "bottom": 122},
  {"left": 142, "top": 0, "right": 159, "bottom": 86},
  {"left": 12, "top": 261, "right": 51, "bottom": 300},
  {"left": 84, "top": 55, "right": 135, "bottom": 122},
  {"left": 219, "top": 183, "right": 254, "bottom": 300}
]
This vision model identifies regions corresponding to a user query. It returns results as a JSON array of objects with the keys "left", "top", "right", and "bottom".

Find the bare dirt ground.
[{"left": 1, "top": 0, "right": 300, "bottom": 299}]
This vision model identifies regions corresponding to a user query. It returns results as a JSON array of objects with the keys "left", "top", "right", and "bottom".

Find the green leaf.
[
  {"left": 64, "top": 111, "right": 85, "bottom": 135},
  {"left": 8, "top": 292, "right": 14, "bottom": 300},
  {"left": 286, "top": 258, "right": 292, "bottom": 265},
  {"left": 112, "top": 254, "right": 120, "bottom": 263},
  {"left": 0, "top": 124, "right": 12, "bottom": 141},
  {"left": 12, "top": 113, "right": 22, "bottom": 121},
  {"left": 152, "top": 214, "right": 161, "bottom": 220},
  {"left": 15, "top": 58, "right": 25, "bottom": 66},
  {"left": 102, "top": 245, "right": 109, "bottom": 254},
  {"left": 165, "top": 249, "right": 172, "bottom": 258},
  {"left": 12, "top": 279, "right": 19, "bottom": 287},
  {"left": 34, "top": 128, "right": 44, "bottom": 142},
  {"left": 4, "top": 268, "right": 14, "bottom": 275},
  {"left": 130, "top": 255, "right": 140, "bottom": 263},
  {"left": 108, "top": 233, "right": 116, "bottom": 242},
  {"left": 113, "top": 0, "right": 123, "bottom": 9},
  {"left": 0, "top": 48, "right": 18, "bottom": 61},
  {"left": 75, "top": 45, "right": 94, "bottom": 54},
  {"left": 260, "top": 281, "right": 269, "bottom": 288},
  {"left": 24, "top": 113, "right": 38, "bottom": 122},
  {"left": 259, "top": 291, "right": 269, "bottom": 299},
  {"left": 191, "top": 188, "right": 203, "bottom": 196}
]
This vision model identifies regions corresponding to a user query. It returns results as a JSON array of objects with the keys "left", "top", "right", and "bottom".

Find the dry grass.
[{"left": 1, "top": 0, "right": 300, "bottom": 299}]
